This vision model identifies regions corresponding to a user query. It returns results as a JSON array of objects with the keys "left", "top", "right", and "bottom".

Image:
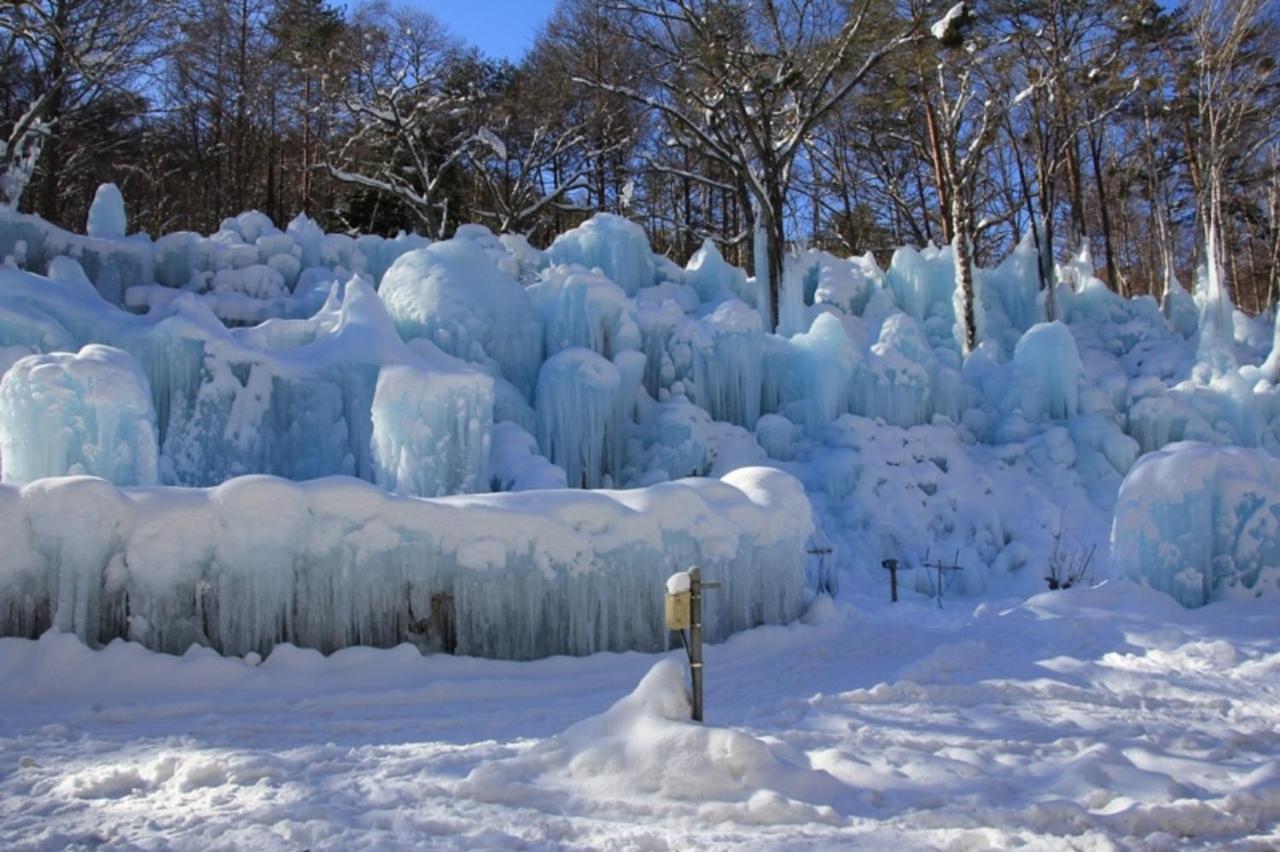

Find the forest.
[{"left": 2, "top": 0, "right": 1278, "bottom": 328}]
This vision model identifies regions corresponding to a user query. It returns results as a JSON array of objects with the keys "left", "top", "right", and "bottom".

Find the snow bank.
[
  {"left": 1112, "top": 442, "right": 1280, "bottom": 607},
  {"left": 0, "top": 467, "right": 811, "bottom": 659},
  {"left": 457, "top": 659, "right": 846, "bottom": 824}
]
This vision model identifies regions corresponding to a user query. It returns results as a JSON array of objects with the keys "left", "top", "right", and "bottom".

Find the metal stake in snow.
[{"left": 665, "top": 566, "right": 719, "bottom": 722}]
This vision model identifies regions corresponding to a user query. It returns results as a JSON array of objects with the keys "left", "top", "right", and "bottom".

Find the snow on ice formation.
[
  {"left": 0, "top": 467, "right": 810, "bottom": 659},
  {"left": 548, "top": 212, "right": 657, "bottom": 295},
  {"left": 85, "top": 183, "right": 127, "bottom": 239}
]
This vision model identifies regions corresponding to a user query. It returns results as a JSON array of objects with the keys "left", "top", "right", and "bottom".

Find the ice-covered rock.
[{"left": 0, "top": 344, "right": 158, "bottom": 485}]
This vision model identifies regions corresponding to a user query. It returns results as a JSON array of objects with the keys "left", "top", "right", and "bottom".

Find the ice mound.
[
  {"left": 370, "top": 362, "right": 493, "bottom": 498},
  {"left": 0, "top": 468, "right": 811, "bottom": 659},
  {"left": 85, "top": 183, "right": 127, "bottom": 239},
  {"left": 684, "top": 238, "right": 750, "bottom": 305},
  {"left": 0, "top": 344, "right": 158, "bottom": 485},
  {"left": 1012, "top": 321, "right": 1084, "bottom": 421},
  {"left": 547, "top": 213, "right": 656, "bottom": 296},
  {"left": 0, "top": 267, "right": 495, "bottom": 496},
  {"left": 380, "top": 239, "right": 544, "bottom": 399},
  {"left": 456, "top": 659, "right": 847, "bottom": 824},
  {"left": 1112, "top": 442, "right": 1280, "bottom": 607}
]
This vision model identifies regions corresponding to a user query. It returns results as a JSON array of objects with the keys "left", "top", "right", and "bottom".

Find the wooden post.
[
  {"left": 882, "top": 559, "right": 900, "bottom": 602},
  {"left": 689, "top": 566, "right": 704, "bottom": 723}
]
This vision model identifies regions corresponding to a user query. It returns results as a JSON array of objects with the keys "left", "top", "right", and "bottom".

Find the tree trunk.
[{"left": 951, "top": 192, "right": 978, "bottom": 353}]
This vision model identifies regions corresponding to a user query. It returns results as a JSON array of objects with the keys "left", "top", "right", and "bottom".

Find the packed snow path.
[{"left": 2, "top": 583, "right": 1277, "bottom": 849}]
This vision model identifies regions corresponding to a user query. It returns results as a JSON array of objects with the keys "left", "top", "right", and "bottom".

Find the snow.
[
  {"left": 932, "top": 2, "right": 966, "bottom": 40},
  {"left": 1, "top": 583, "right": 1277, "bottom": 848}
]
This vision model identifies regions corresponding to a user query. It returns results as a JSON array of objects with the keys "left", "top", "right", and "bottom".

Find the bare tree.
[
  {"left": 1187, "top": 0, "right": 1280, "bottom": 338},
  {"left": 577, "top": 0, "right": 918, "bottom": 329},
  {"left": 0, "top": 0, "right": 169, "bottom": 214}
]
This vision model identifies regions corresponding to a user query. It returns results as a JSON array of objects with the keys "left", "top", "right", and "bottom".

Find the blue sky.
[{"left": 414, "top": 0, "right": 559, "bottom": 60}]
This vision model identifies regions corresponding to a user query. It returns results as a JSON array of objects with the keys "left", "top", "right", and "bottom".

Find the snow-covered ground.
[{"left": 3, "top": 582, "right": 1277, "bottom": 850}]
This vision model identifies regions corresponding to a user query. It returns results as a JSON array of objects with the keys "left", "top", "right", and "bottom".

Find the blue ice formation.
[
  {"left": 0, "top": 467, "right": 811, "bottom": 659},
  {"left": 536, "top": 347, "right": 625, "bottom": 489},
  {"left": 548, "top": 213, "right": 656, "bottom": 295},
  {"left": 0, "top": 344, "right": 158, "bottom": 485},
  {"left": 0, "top": 264, "right": 493, "bottom": 498},
  {"left": 1113, "top": 442, "right": 1280, "bottom": 607},
  {"left": 380, "top": 239, "right": 544, "bottom": 400}
]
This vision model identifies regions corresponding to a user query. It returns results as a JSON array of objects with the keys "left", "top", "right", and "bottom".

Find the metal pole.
[{"left": 689, "top": 566, "right": 703, "bottom": 723}]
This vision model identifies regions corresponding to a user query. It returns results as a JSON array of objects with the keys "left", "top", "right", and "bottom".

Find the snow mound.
[{"left": 457, "top": 658, "right": 847, "bottom": 824}]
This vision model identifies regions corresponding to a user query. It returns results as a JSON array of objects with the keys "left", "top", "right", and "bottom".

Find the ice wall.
[
  {"left": 1112, "top": 442, "right": 1280, "bottom": 607},
  {"left": 535, "top": 348, "right": 624, "bottom": 489},
  {"left": 0, "top": 344, "right": 159, "bottom": 486},
  {"left": 0, "top": 208, "right": 151, "bottom": 305},
  {"left": 528, "top": 265, "right": 640, "bottom": 359},
  {"left": 0, "top": 467, "right": 812, "bottom": 660},
  {"left": 693, "top": 300, "right": 764, "bottom": 428},
  {"left": 0, "top": 267, "right": 495, "bottom": 497}
]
